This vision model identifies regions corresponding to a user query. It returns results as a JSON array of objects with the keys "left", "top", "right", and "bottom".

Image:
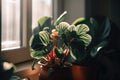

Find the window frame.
[
  {"left": 0, "top": 0, "right": 32, "bottom": 64},
  {"left": 0, "top": 0, "right": 59, "bottom": 64}
]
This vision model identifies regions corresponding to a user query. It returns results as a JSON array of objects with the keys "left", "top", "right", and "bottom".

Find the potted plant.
[{"left": 29, "top": 11, "right": 111, "bottom": 80}]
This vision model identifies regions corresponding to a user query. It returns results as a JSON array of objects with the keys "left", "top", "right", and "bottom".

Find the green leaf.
[
  {"left": 29, "top": 31, "right": 53, "bottom": 59},
  {"left": 75, "top": 24, "right": 90, "bottom": 35},
  {"left": 39, "top": 31, "right": 50, "bottom": 46},
  {"left": 30, "top": 45, "right": 52, "bottom": 59},
  {"left": 54, "top": 11, "right": 67, "bottom": 25},
  {"left": 68, "top": 25, "right": 75, "bottom": 32},
  {"left": 38, "top": 16, "right": 52, "bottom": 31},
  {"left": 72, "top": 17, "right": 85, "bottom": 25},
  {"left": 56, "top": 48, "right": 65, "bottom": 59},
  {"left": 56, "top": 17, "right": 65, "bottom": 25},
  {"left": 56, "top": 22, "right": 70, "bottom": 34},
  {"left": 80, "top": 34, "right": 92, "bottom": 47},
  {"left": 30, "top": 34, "right": 44, "bottom": 50},
  {"left": 68, "top": 24, "right": 92, "bottom": 47},
  {"left": 69, "top": 46, "right": 86, "bottom": 62},
  {"left": 89, "top": 17, "right": 111, "bottom": 56},
  {"left": 90, "top": 41, "right": 108, "bottom": 57}
]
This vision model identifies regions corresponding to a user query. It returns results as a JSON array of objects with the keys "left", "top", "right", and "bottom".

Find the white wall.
[{"left": 63, "top": 0, "right": 85, "bottom": 23}]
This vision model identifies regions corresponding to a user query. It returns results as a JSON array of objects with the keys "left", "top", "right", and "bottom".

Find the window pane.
[
  {"left": 32, "top": 0, "right": 52, "bottom": 30},
  {"left": 2, "top": 0, "right": 21, "bottom": 50}
]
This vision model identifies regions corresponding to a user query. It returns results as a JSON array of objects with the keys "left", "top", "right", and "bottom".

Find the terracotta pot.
[
  {"left": 39, "top": 65, "right": 96, "bottom": 80},
  {"left": 71, "top": 65, "right": 96, "bottom": 80}
]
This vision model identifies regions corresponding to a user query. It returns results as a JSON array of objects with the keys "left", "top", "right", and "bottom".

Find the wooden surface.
[
  {"left": 14, "top": 65, "right": 40, "bottom": 80},
  {"left": 14, "top": 65, "right": 96, "bottom": 80}
]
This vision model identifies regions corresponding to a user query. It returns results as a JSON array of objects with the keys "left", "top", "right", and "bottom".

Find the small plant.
[{"left": 29, "top": 11, "right": 91, "bottom": 69}]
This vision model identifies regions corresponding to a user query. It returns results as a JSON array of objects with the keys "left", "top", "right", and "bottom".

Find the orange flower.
[
  {"left": 52, "top": 29, "right": 58, "bottom": 37},
  {"left": 51, "top": 29, "right": 59, "bottom": 42}
]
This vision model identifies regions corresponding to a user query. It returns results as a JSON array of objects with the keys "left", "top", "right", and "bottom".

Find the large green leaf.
[
  {"left": 75, "top": 24, "right": 91, "bottom": 47},
  {"left": 30, "top": 34, "right": 44, "bottom": 50},
  {"left": 89, "top": 17, "right": 111, "bottom": 56},
  {"left": 38, "top": 16, "right": 52, "bottom": 31},
  {"left": 56, "top": 22, "right": 69, "bottom": 34},
  {"left": 29, "top": 31, "right": 53, "bottom": 59},
  {"left": 30, "top": 44, "right": 52, "bottom": 59},
  {"left": 67, "top": 24, "right": 92, "bottom": 47},
  {"left": 75, "top": 24, "right": 90, "bottom": 35}
]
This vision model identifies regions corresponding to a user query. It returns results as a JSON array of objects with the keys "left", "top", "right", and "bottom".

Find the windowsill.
[
  {"left": 14, "top": 60, "right": 40, "bottom": 80},
  {"left": 14, "top": 60, "right": 33, "bottom": 73}
]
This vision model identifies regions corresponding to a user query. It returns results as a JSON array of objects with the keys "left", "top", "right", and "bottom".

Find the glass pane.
[
  {"left": 2, "top": 0, "right": 21, "bottom": 50},
  {"left": 32, "top": 0, "right": 52, "bottom": 30}
]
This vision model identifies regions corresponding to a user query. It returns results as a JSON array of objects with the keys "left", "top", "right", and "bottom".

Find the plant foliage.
[{"left": 29, "top": 11, "right": 111, "bottom": 69}]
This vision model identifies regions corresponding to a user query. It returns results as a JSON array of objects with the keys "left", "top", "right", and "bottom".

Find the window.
[
  {"left": 0, "top": 0, "right": 55, "bottom": 64},
  {"left": 2, "top": 0, "right": 21, "bottom": 50}
]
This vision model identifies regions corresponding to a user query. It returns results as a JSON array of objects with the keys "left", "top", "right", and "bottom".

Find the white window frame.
[{"left": 0, "top": 0, "right": 59, "bottom": 64}]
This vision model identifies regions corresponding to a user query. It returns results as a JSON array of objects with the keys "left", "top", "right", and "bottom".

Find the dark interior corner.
[{"left": 85, "top": 0, "right": 120, "bottom": 80}]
